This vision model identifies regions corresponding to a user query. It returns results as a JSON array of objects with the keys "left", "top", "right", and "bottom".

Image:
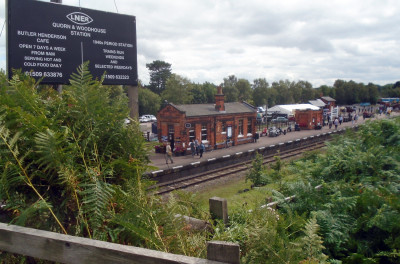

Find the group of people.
[
  {"left": 165, "top": 139, "right": 206, "bottom": 165},
  {"left": 327, "top": 113, "right": 360, "bottom": 129},
  {"left": 190, "top": 139, "right": 206, "bottom": 158}
]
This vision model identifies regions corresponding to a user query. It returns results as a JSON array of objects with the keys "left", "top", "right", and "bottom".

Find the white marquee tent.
[{"left": 267, "top": 104, "right": 321, "bottom": 116}]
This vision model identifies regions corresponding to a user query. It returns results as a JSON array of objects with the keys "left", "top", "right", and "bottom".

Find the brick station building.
[
  {"left": 157, "top": 87, "right": 257, "bottom": 151},
  {"left": 295, "top": 108, "right": 324, "bottom": 129}
]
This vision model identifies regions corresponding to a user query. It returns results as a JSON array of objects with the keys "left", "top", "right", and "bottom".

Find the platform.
[{"left": 148, "top": 113, "right": 396, "bottom": 172}]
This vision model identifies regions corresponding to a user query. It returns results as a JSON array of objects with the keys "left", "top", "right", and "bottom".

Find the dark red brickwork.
[
  {"left": 295, "top": 109, "right": 324, "bottom": 129},
  {"left": 157, "top": 88, "right": 257, "bottom": 151},
  {"left": 157, "top": 106, "right": 256, "bottom": 150}
]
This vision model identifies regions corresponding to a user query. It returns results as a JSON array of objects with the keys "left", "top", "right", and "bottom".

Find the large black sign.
[{"left": 7, "top": 0, "right": 137, "bottom": 85}]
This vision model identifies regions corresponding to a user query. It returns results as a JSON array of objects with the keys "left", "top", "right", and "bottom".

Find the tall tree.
[
  {"left": 367, "top": 82, "right": 379, "bottom": 104},
  {"left": 236, "top": 79, "right": 252, "bottom": 102},
  {"left": 139, "top": 87, "right": 162, "bottom": 115},
  {"left": 161, "top": 74, "right": 193, "bottom": 104},
  {"left": 252, "top": 78, "right": 270, "bottom": 107},
  {"left": 146, "top": 60, "right": 172, "bottom": 95},
  {"left": 297, "top": 80, "right": 315, "bottom": 103},
  {"left": 272, "top": 80, "right": 293, "bottom": 104},
  {"left": 222, "top": 75, "right": 239, "bottom": 102},
  {"left": 333, "top": 79, "right": 346, "bottom": 105},
  {"left": 202, "top": 82, "right": 217, "bottom": 103},
  {"left": 190, "top": 83, "right": 207, "bottom": 104}
]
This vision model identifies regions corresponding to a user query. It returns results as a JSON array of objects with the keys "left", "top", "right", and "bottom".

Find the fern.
[
  {"left": 301, "top": 216, "right": 328, "bottom": 263},
  {"left": 0, "top": 119, "right": 67, "bottom": 233},
  {"left": 79, "top": 176, "right": 115, "bottom": 237}
]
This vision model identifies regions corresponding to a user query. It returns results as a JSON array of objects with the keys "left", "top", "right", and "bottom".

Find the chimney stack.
[{"left": 215, "top": 86, "right": 225, "bottom": 112}]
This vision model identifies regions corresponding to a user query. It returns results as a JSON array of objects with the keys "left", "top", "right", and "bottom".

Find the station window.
[
  {"left": 201, "top": 124, "right": 207, "bottom": 141},
  {"left": 189, "top": 127, "right": 195, "bottom": 143},
  {"left": 247, "top": 118, "right": 252, "bottom": 134},
  {"left": 168, "top": 125, "right": 174, "bottom": 137},
  {"left": 238, "top": 119, "right": 243, "bottom": 135},
  {"left": 221, "top": 122, "right": 226, "bottom": 133}
]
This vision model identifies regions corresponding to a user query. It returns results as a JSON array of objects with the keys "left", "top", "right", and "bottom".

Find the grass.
[
  {"left": 193, "top": 176, "right": 279, "bottom": 212},
  {"left": 190, "top": 148, "right": 327, "bottom": 212}
]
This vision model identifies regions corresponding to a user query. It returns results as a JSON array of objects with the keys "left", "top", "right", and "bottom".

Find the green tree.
[
  {"left": 139, "top": 87, "right": 162, "bottom": 115},
  {"left": 190, "top": 83, "right": 207, "bottom": 104},
  {"left": 222, "top": 75, "right": 239, "bottom": 102},
  {"left": 252, "top": 78, "right": 270, "bottom": 107},
  {"left": 333, "top": 79, "right": 346, "bottom": 105},
  {"left": 272, "top": 80, "right": 294, "bottom": 104},
  {"left": 236, "top": 78, "right": 252, "bottom": 102},
  {"left": 202, "top": 82, "right": 217, "bottom": 103},
  {"left": 161, "top": 74, "right": 193, "bottom": 104},
  {"left": 146, "top": 60, "right": 172, "bottom": 95},
  {"left": 367, "top": 82, "right": 379, "bottom": 104},
  {"left": 190, "top": 82, "right": 217, "bottom": 104},
  {"left": 298, "top": 80, "right": 315, "bottom": 103}
]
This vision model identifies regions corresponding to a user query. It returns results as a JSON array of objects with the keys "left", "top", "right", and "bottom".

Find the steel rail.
[{"left": 152, "top": 137, "right": 328, "bottom": 196}]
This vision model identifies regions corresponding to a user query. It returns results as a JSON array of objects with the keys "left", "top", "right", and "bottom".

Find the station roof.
[
  {"left": 171, "top": 102, "right": 256, "bottom": 117},
  {"left": 309, "top": 99, "right": 326, "bottom": 108},
  {"left": 321, "top": 96, "right": 336, "bottom": 102}
]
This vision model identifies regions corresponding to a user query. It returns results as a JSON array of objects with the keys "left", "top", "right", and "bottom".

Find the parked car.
[
  {"left": 272, "top": 116, "right": 288, "bottom": 123},
  {"left": 147, "top": 115, "right": 157, "bottom": 122},
  {"left": 139, "top": 115, "right": 157, "bottom": 123},
  {"left": 139, "top": 115, "right": 150, "bottom": 123},
  {"left": 257, "top": 107, "right": 266, "bottom": 114}
]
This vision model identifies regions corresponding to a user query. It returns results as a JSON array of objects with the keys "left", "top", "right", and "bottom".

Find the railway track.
[{"left": 150, "top": 138, "right": 328, "bottom": 196}]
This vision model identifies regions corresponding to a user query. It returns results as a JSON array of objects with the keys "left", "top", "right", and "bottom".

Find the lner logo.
[{"left": 66, "top": 12, "right": 93, "bottom": 25}]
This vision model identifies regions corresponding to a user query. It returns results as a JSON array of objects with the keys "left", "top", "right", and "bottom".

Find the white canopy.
[{"left": 267, "top": 104, "right": 321, "bottom": 115}]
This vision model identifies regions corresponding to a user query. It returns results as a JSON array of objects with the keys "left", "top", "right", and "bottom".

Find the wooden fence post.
[
  {"left": 207, "top": 241, "right": 240, "bottom": 264},
  {"left": 209, "top": 197, "right": 228, "bottom": 225}
]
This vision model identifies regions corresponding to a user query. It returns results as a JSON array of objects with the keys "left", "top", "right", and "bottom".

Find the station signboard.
[{"left": 7, "top": 0, "right": 137, "bottom": 85}]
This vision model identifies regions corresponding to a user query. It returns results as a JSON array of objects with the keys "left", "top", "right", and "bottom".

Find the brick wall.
[
  {"left": 295, "top": 109, "right": 323, "bottom": 129},
  {"left": 157, "top": 105, "right": 256, "bottom": 150}
]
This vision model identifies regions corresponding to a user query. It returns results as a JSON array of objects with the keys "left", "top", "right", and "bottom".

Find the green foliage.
[
  {"left": 190, "top": 82, "right": 217, "bottom": 104},
  {"left": 139, "top": 87, "right": 161, "bottom": 115},
  {"left": 212, "top": 205, "right": 307, "bottom": 263},
  {"left": 0, "top": 64, "right": 210, "bottom": 260},
  {"left": 301, "top": 216, "right": 328, "bottom": 263},
  {"left": 246, "top": 153, "right": 268, "bottom": 186},
  {"left": 246, "top": 153, "right": 287, "bottom": 190},
  {"left": 281, "top": 118, "right": 400, "bottom": 262},
  {"left": 146, "top": 60, "right": 172, "bottom": 94},
  {"left": 161, "top": 74, "right": 193, "bottom": 104}
]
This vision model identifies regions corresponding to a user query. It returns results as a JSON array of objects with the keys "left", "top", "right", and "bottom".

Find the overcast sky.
[{"left": 1, "top": 0, "right": 400, "bottom": 87}]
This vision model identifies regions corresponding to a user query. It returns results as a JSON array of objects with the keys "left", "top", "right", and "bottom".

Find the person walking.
[
  {"left": 199, "top": 142, "right": 205, "bottom": 158},
  {"left": 195, "top": 139, "right": 199, "bottom": 156},
  {"left": 190, "top": 140, "right": 196, "bottom": 157},
  {"left": 165, "top": 143, "right": 173, "bottom": 164},
  {"left": 334, "top": 118, "right": 339, "bottom": 129}
]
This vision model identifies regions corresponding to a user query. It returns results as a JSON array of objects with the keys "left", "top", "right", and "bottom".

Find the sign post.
[{"left": 50, "top": 0, "right": 62, "bottom": 93}]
